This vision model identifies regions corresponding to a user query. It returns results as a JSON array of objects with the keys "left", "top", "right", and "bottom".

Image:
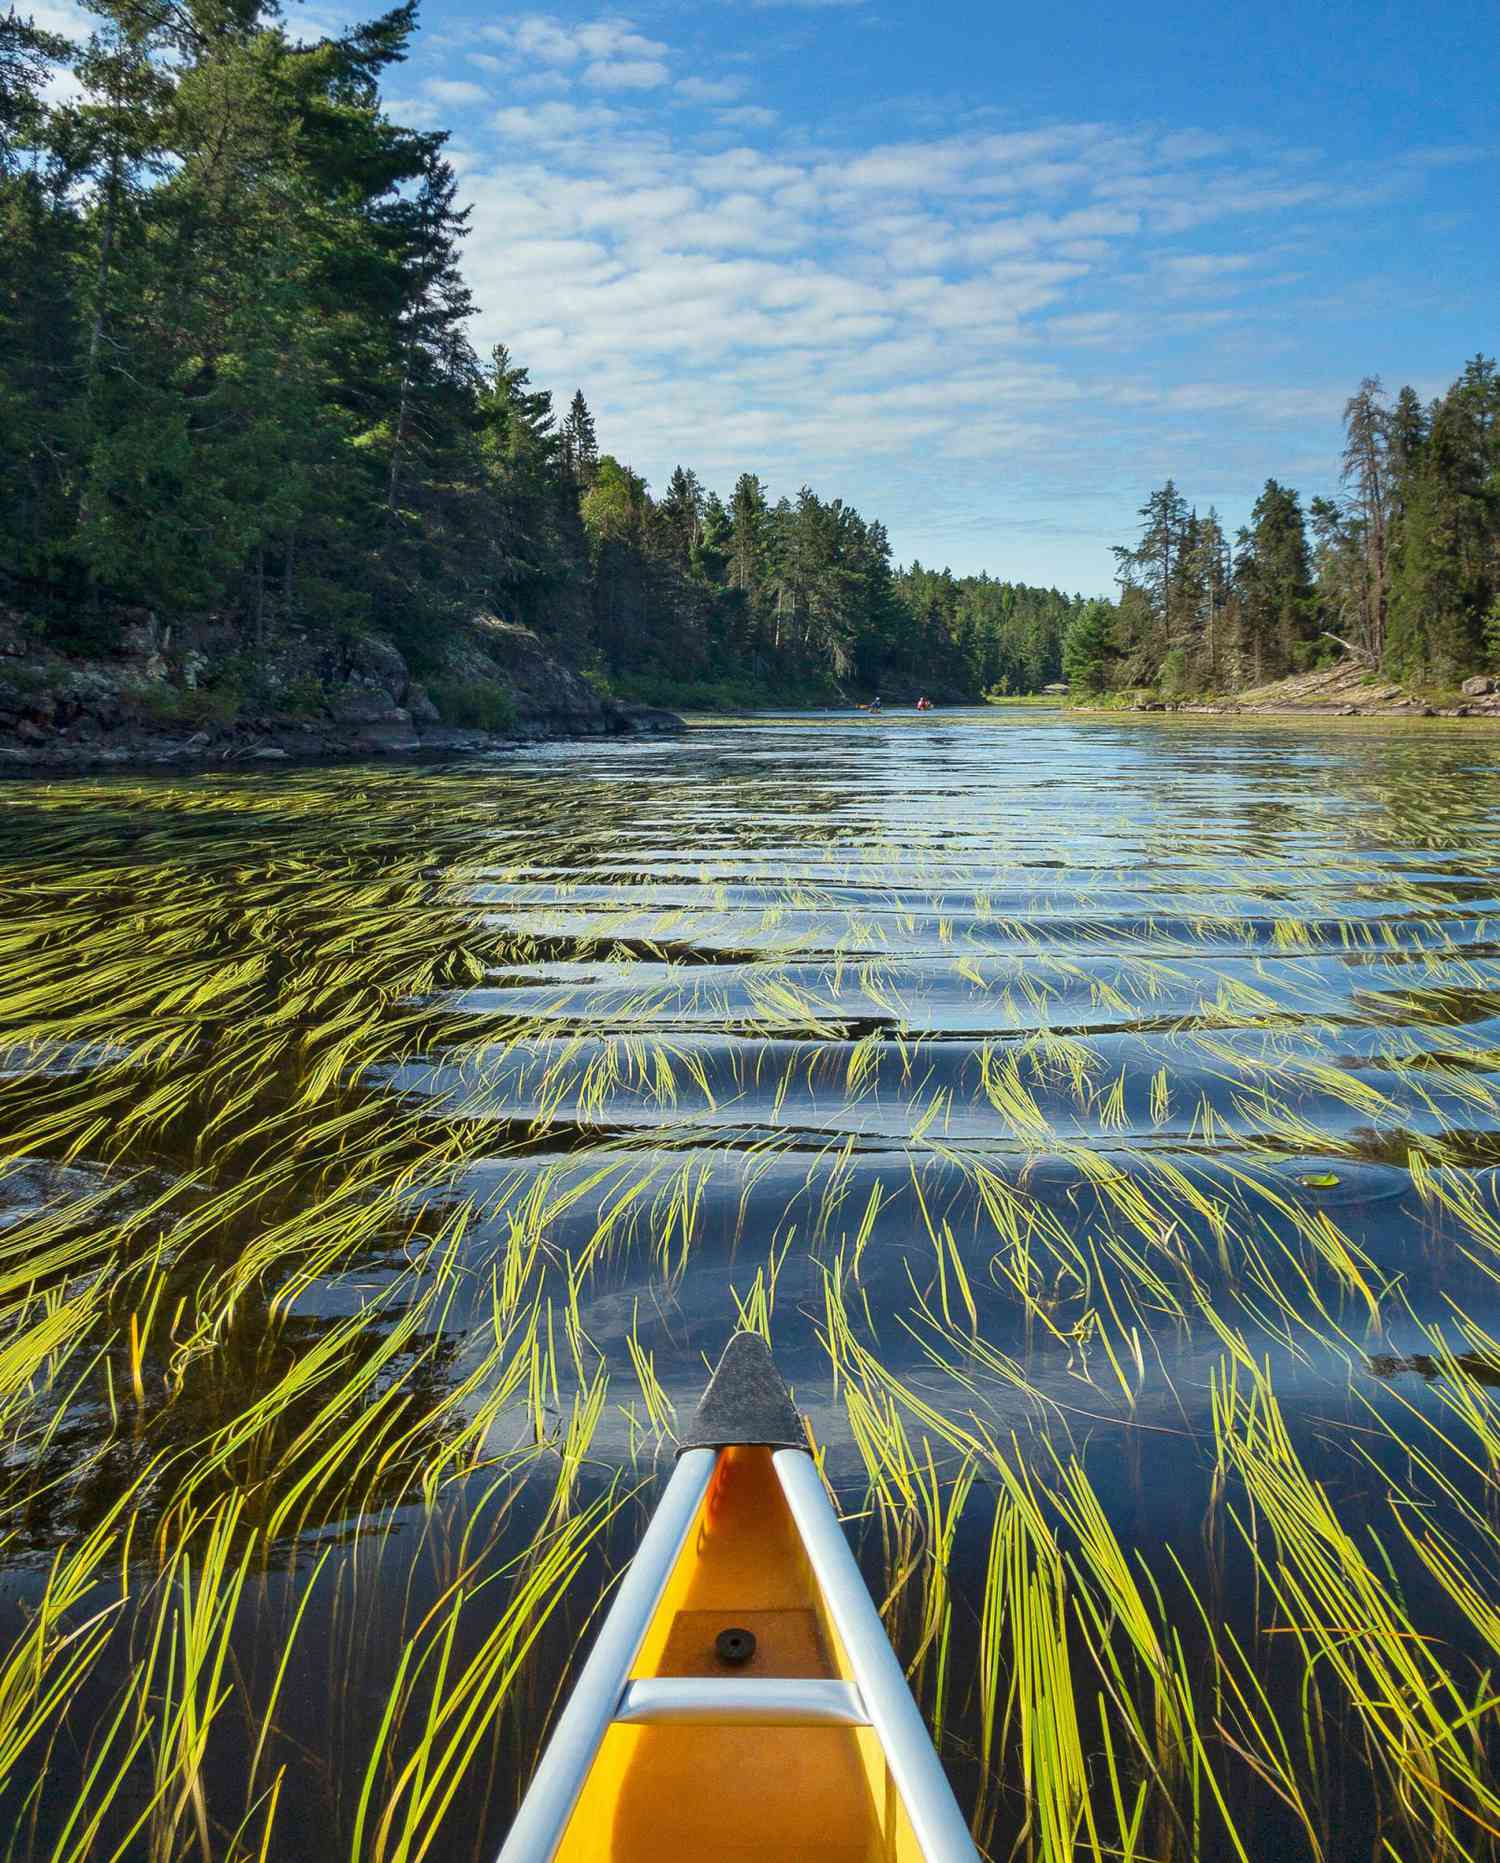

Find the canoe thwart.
[
  {"left": 676, "top": 1331, "right": 806, "bottom": 1452},
  {"left": 614, "top": 1677, "right": 869, "bottom": 1726}
]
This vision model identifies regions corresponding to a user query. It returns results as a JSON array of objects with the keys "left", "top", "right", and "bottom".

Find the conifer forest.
[{"left": 5, "top": 1, "right": 1493, "bottom": 704}]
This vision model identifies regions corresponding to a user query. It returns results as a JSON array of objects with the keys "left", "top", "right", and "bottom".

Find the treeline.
[
  {"left": 0, "top": 0, "right": 1083, "bottom": 705},
  {"left": 1067, "top": 360, "right": 1500, "bottom": 698}
]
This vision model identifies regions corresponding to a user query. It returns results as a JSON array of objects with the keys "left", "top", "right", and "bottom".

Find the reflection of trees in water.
[
  {"left": 8, "top": 1289, "right": 465, "bottom": 1562},
  {"left": 1369, "top": 1349, "right": 1500, "bottom": 1388}
]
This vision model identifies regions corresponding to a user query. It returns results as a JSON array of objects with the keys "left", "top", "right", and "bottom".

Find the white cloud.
[
  {"left": 419, "top": 11, "right": 1463, "bottom": 581},
  {"left": 583, "top": 57, "right": 669, "bottom": 90},
  {"left": 675, "top": 77, "right": 745, "bottom": 103},
  {"left": 24, "top": 0, "right": 89, "bottom": 38},
  {"left": 490, "top": 100, "right": 622, "bottom": 143},
  {"left": 485, "top": 15, "right": 669, "bottom": 67},
  {"left": 422, "top": 78, "right": 489, "bottom": 107},
  {"left": 717, "top": 105, "right": 778, "bottom": 128}
]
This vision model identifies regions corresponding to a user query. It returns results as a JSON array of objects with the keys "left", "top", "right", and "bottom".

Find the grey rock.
[
  {"left": 1462, "top": 675, "right": 1495, "bottom": 697},
  {"left": 406, "top": 683, "right": 441, "bottom": 725},
  {"left": 336, "top": 634, "right": 409, "bottom": 705},
  {"left": 443, "top": 615, "right": 602, "bottom": 730},
  {"left": 353, "top": 733, "right": 421, "bottom": 754},
  {"left": 329, "top": 691, "right": 409, "bottom": 727},
  {"left": 346, "top": 709, "right": 420, "bottom": 752},
  {"left": 415, "top": 727, "right": 492, "bottom": 752},
  {"left": 248, "top": 746, "right": 289, "bottom": 760},
  {"left": 612, "top": 703, "right": 683, "bottom": 735},
  {"left": 267, "top": 731, "right": 330, "bottom": 757}
]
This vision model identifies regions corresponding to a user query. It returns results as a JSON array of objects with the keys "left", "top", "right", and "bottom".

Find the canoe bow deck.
[{"left": 498, "top": 1334, "right": 977, "bottom": 1863}]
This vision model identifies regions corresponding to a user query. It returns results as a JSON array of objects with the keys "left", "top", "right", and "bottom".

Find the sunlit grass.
[{"left": 0, "top": 741, "right": 1498, "bottom": 1857}]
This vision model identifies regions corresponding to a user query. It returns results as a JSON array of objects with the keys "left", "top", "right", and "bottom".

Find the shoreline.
[
  {"left": 1069, "top": 658, "right": 1500, "bottom": 723},
  {"left": 0, "top": 709, "right": 684, "bottom": 779},
  {"left": 0, "top": 608, "right": 682, "bottom": 778}
]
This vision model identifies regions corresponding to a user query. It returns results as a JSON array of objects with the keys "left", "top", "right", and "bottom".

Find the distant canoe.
[{"left": 498, "top": 1333, "right": 977, "bottom": 1861}]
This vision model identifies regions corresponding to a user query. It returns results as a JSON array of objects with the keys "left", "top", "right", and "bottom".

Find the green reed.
[{"left": 0, "top": 747, "right": 1497, "bottom": 1858}]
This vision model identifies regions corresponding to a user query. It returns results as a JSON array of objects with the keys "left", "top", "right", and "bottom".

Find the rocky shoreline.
[
  {"left": 0, "top": 608, "right": 682, "bottom": 774},
  {"left": 1093, "top": 659, "right": 1500, "bottom": 720}
]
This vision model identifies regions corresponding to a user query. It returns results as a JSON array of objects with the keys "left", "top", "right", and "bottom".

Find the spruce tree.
[
  {"left": 1235, "top": 481, "right": 1315, "bottom": 682},
  {"left": 1387, "top": 357, "right": 1500, "bottom": 679},
  {"left": 562, "top": 390, "right": 598, "bottom": 489},
  {"left": 1061, "top": 599, "right": 1116, "bottom": 696}
]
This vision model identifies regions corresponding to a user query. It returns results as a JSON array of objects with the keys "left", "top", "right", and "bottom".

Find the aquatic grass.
[{"left": 4, "top": 745, "right": 1500, "bottom": 1857}]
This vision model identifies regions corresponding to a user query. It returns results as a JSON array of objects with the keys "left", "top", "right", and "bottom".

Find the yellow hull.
[
  {"left": 499, "top": 1335, "right": 974, "bottom": 1863},
  {"left": 556, "top": 1444, "right": 922, "bottom": 1861}
]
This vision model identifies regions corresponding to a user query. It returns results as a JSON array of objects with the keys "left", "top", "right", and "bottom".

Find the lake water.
[{"left": 3, "top": 707, "right": 1500, "bottom": 1860}]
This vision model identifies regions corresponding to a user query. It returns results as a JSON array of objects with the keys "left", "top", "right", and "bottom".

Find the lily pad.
[{"left": 1298, "top": 1171, "right": 1342, "bottom": 1189}]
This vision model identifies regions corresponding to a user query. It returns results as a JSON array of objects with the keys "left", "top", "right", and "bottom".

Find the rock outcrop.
[{"left": 0, "top": 606, "right": 683, "bottom": 772}]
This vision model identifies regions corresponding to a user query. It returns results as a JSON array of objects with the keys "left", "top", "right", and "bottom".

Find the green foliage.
[
  {"left": 0, "top": 662, "right": 55, "bottom": 700},
  {"left": 271, "top": 674, "right": 329, "bottom": 718},
  {"left": 1484, "top": 599, "right": 1500, "bottom": 671},
  {"left": 1112, "top": 359, "right": 1497, "bottom": 696},
  {"left": 426, "top": 678, "right": 516, "bottom": 733},
  {"left": 0, "top": 0, "right": 1111, "bottom": 706},
  {"left": 7, "top": 0, "right": 1488, "bottom": 716},
  {"left": 603, "top": 669, "right": 839, "bottom": 711},
  {"left": 127, "top": 680, "right": 243, "bottom": 727},
  {"left": 1386, "top": 358, "right": 1500, "bottom": 681},
  {"left": 1061, "top": 598, "right": 1117, "bottom": 696},
  {"left": 1158, "top": 646, "right": 1188, "bottom": 698},
  {"left": 1235, "top": 479, "right": 1316, "bottom": 684}
]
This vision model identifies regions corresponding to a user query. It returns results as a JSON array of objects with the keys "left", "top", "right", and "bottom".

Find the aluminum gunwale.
[
  {"left": 773, "top": 1447, "right": 981, "bottom": 1863},
  {"left": 495, "top": 1447, "right": 717, "bottom": 1863}
]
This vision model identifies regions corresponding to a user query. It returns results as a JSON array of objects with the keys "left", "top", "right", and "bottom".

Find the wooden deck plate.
[{"left": 652, "top": 1606, "right": 835, "bottom": 1679}]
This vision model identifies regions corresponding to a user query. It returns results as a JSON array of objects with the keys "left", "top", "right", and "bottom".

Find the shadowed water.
[{"left": 3, "top": 708, "right": 1500, "bottom": 1861}]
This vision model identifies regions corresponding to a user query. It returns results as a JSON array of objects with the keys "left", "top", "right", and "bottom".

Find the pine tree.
[
  {"left": 728, "top": 473, "right": 766, "bottom": 597},
  {"left": 1387, "top": 356, "right": 1500, "bottom": 678},
  {"left": 1235, "top": 481, "right": 1314, "bottom": 682},
  {"left": 1112, "top": 481, "right": 1189, "bottom": 681},
  {"left": 1341, "top": 377, "right": 1391, "bottom": 661},
  {"left": 1309, "top": 495, "right": 1367, "bottom": 660},
  {"left": 656, "top": 465, "right": 703, "bottom": 570},
  {"left": 1, "top": 8, "right": 67, "bottom": 162},
  {"left": 0, "top": 12, "right": 84, "bottom": 590},
  {"left": 561, "top": 389, "right": 598, "bottom": 489}
]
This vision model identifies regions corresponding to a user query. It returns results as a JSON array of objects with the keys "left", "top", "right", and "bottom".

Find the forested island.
[
  {"left": 1, "top": 0, "right": 1496, "bottom": 755},
  {"left": 1066, "top": 362, "right": 1500, "bottom": 705}
]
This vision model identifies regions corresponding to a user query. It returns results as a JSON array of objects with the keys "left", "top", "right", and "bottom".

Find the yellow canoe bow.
[{"left": 499, "top": 1333, "right": 977, "bottom": 1862}]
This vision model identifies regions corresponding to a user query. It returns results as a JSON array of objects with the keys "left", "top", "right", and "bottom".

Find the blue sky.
[{"left": 46, "top": 0, "right": 1499, "bottom": 589}]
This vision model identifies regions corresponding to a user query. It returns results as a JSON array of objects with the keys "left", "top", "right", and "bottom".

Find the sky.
[{"left": 41, "top": 0, "right": 1500, "bottom": 590}]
